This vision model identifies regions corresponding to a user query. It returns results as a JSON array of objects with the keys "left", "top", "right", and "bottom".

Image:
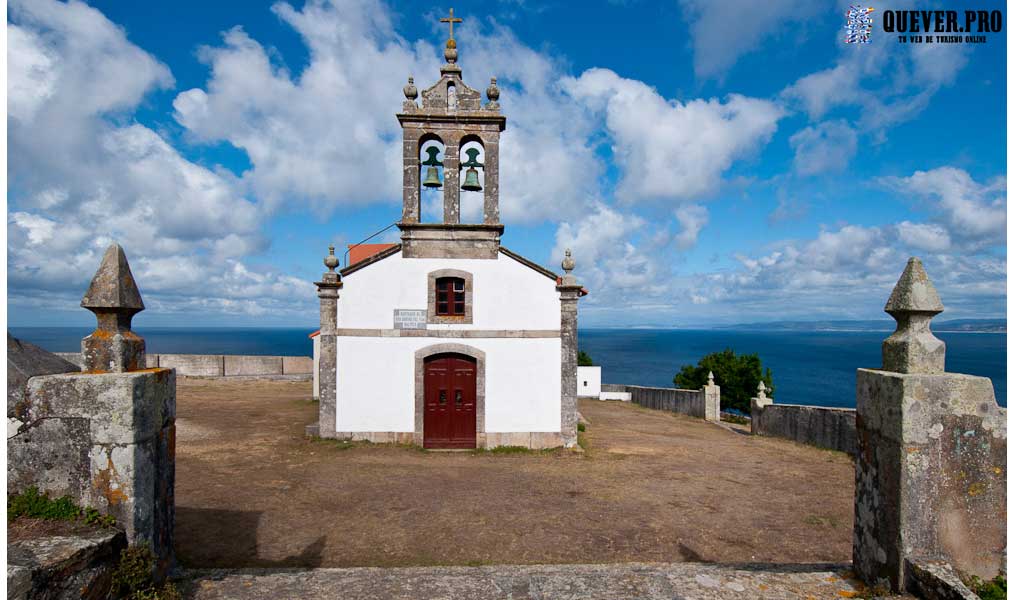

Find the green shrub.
[
  {"left": 111, "top": 544, "right": 181, "bottom": 600},
  {"left": 8, "top": 487, "right": 80, "bottom": 521},
  {"left": 83, "top": 507, "right": 117, "bottom": 527},
  {"left": 577, "top": 422, "right": 586, "bottom": 432},
  {"left": 674, "top": 349, "right": 773, "bottom": 414},
  {"left": 967, "top": 574, "right": 1006, "bottom": 600},
  {"left": 578, "top": 350, "right": 594, "bottom": 366}
]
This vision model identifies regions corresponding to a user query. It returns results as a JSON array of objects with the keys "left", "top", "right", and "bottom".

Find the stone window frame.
[
  {"left": 427, "top": 269, "right": 473, "bottom": 324},
  {"left": 413, "top": 343, "right": 486, "bottom": 446}
]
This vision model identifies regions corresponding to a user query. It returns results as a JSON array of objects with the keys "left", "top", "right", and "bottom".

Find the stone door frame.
[{"left": 414, "top": 343, "right": 485, "bottom": 447}]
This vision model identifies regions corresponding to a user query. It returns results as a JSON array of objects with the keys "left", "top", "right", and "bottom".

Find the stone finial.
[
  {"left": 562, "top": 248, "right": 575, "bottom": 273},
  {"left": 560, "top": 248, "right": 578, "bottom": 286},
  {"left": 756, "top": 380, "right": 768, "bottom": 401},
  {"left": 320, "top": 245, "right": 340, "bottom": 285},
  {"left": 324, "top": 245, "right": 339, "bottom": 272},
  {"left": 403, "top": 77, "right": 418, "bottom": 100},
  {"left": 707, "top": 371, "right": 715, "bottom": 386},
  {"left": 881, "top": 257, "right": 945, "bottom": 374},
  {"left": 486, "top": 77, "right": 500, "bottom": 109},
  {"left": 444, "top": 42, "right": 458, "bottom": 63},
  {"left": 80, "top": 243, "right": 146, "bottom": 372}
]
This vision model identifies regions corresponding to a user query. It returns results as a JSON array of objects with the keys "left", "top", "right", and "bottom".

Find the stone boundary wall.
[
  {"left": 628, "top": 385, "right": 709, "bottom": 419},
  {"left": 56, "top": 352, "right": 312, "bottom": 378},
  {"left": 752, "top": 403, "right": 857, "bottom": 455},
  {"left": 612, "top": 384, "right": 719, "bottom": 422}
]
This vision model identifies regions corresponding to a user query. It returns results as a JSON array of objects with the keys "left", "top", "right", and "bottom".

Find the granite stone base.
[
  {"left": 7, "top": 529, "right": 127, "bottom": 600},
  {"left": 317, "top": 430, "right": 566, "bottom": 450}
]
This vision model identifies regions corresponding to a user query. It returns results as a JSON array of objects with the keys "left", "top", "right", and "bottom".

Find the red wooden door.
[{"left": 423, "top": 353, "right": 477, "bottom": 449}]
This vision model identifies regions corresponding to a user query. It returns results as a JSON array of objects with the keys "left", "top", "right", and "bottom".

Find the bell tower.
[{"left": 397, "top": 8, "right": 506, "bottom": 259}]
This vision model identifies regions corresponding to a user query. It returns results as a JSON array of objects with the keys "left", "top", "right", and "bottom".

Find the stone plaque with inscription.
[{"left": 393, "top": 309, "right": 427, "bottom": 330}]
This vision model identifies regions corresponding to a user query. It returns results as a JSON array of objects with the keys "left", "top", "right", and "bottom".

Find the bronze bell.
[
  {"left": 461, "top": 167, "right": 481, "bottom": 191},
  {"left": 421, "top": 146, "right": 443, "bottom": 188},
  {"left": 423, "top": 166, "right": 442, "bottom": 188},
  {"left": 460, "top": 148, "right": 483, "bottom": 192}
]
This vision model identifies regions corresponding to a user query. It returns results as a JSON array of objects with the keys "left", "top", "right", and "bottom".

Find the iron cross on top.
[{"left": 440, "top": 8, "right": 463, "bottom": 40}]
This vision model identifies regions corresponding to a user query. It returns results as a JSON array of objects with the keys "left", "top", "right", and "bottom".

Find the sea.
[{"left": 10, "top": 326, "right": 1006, "bottom": 409}]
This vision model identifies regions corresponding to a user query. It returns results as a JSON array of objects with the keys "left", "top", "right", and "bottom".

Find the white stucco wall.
[
  {"left": 339, "top": 251, "right": 560, "bottom": 330},
  {"left": 577, "top": 366, "right": 601, "bottom": 397},
  {"left": 312, "top": 335, "right": 320, "bottom": 399},
  {"left": 336, "top": 336, "right": 562, "bottom": 432},
  {"left": 332, "top": 249, "right": 565, "bottom": 435}
]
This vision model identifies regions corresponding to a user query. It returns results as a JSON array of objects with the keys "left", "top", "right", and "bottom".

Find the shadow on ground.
[{"left": 176, "top": 507, "right": 326, "bottom": 568}]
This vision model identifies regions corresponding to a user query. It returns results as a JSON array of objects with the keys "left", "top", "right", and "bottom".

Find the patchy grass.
[
  {"left": 471, "top": 445, "right": 559, "bottom": 456},
  {"left": 803, "top": 514, "right": 843, "bottom": 529},
  {"left": 8, "top": 486, "right": 116, "bottom": 527},
  {"left": 476, "top": 445, "right": 531, "bottom": 454},
  {"left": 309, "top": 437, "right": 424, "bottom": 453}
]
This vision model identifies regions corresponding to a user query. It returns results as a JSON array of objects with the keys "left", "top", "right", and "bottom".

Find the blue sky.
[{"left": 7, "top": 0, "right": 1007, "bottom": 328}]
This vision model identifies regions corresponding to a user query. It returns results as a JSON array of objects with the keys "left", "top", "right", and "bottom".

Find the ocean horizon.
[{"left": 10, "top": 326, "right": 1005, "bottom": 409}]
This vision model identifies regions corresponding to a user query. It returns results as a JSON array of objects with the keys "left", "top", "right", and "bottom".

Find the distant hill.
[{"left": 718, "top": 319, "right": 1006, "bottom": 333}]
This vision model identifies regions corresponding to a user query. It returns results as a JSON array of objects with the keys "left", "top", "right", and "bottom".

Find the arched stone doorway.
[{"left": 415, "top": 344, "right": 485, "bottom": 448}]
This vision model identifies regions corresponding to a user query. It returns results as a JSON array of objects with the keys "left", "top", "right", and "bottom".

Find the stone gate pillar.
[
  {"left": 702, "top": 371, "right": 721, "bottom": 423},
  {"left": 314, "top": 246, "right": 342, "bottom": 439},
  {"left": 8, "top": 243, "right": 176, "bottom": 580},
  {"left": 750, "top": 381, "right": 771, "bottom": 434},
  {"left": 557, "top": 249, "right": 583, "bottom": 448},
  {"left": 853, "top": 257, "right": 1006, "bottom": 592}
]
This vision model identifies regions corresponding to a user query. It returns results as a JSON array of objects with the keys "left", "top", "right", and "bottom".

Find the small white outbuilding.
[{"left": 577, "top": 366, "right": 601, "bottom": 398}]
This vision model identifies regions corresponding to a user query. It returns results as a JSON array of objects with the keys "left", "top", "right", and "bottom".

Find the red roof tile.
[{"left": 348, "top": 243, "right": 398, "bottom": 267}]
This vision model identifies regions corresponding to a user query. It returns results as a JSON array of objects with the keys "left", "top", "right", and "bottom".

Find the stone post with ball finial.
[
  {"left": 312, "top": 245, "right": 343, "bottom": 438},
  {"left": 556, "top": 249, "right": 583, "bottom": 448}
]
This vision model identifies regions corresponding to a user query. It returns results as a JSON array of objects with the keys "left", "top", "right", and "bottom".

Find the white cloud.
[
  {"left": 173, "top": 2, "right": 603, "bottom": 224},
  {"left": 781, "top": 3, "right": 970, "bottom": 136},
  {"left": 674, "top": 204, "right": 709, "bottom": 249},
  {"left": 564, "top": 68, "right": 784, "bottom": 202},
  {"left": 173, "top": 0, "right": 439, "bottom": 212},
  {"left": 683, "top": 209, "right": 1004, "bottom": 322},
  {"left": 909, "top": 41, "right": 969, "bottom": 87},
  {"left": 782, "top": 64, "right": 860, "bottom": 121},
  {"left": 678, "top": 0, "right": 821, "bottom": 80},
  {"left": 767, "top": 190, "right": 808, "bottom": 225},
  {"left": 895, "top": 221, "right": 951, "bottom": 252},
  {"left": 789, "top": 120, "right": 857, "bottom": 176},
  {"left": 551, "top": 205, "right": 670, "bottom": 300},
  {"left": 880, "top": 167, "right": 1006, "bottom": 247},
  {"left": 7, "top": 0, "right": 307, "bottom": 319}
]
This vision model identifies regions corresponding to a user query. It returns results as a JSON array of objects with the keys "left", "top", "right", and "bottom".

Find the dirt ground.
[{"left": 174, "top": 378, "right": 854, "bottom": 568}]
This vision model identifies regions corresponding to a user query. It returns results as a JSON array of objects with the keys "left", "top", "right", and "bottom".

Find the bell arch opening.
[
  {"left": 419, "top": 134, "right": 445, "bottom": 223},
  {"left": 459, "top": 136, "right": 485, "bottom": 223}
]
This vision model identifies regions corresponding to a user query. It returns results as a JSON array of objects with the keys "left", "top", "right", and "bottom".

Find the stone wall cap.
[
  {"left": 80, "top": 243, "right": 144, "bottom": 311},
  {"left": 884, "top": 257, "right": 944, "bottom": 314}
]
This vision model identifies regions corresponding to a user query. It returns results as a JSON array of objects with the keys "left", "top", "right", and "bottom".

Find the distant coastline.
[
  {"left": 586, "top": 318, "right": 1006, "bottom": 334},
  {"left": 715, "top": 319, "right": 1005, "bottom": 333}
]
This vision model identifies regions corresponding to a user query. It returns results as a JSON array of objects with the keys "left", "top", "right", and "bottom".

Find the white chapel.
[{"left": 310, "top": 14, "right": 586, "bottom": 450}]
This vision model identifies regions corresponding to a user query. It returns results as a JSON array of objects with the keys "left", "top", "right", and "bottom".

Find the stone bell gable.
[{"left": 396, "top": 11, "right": 505, "bottom": 255}]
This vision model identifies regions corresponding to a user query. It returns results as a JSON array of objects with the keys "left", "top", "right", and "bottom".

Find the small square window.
[{"left": 435, "top": 277, "right": 466, "bottom": 317}]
